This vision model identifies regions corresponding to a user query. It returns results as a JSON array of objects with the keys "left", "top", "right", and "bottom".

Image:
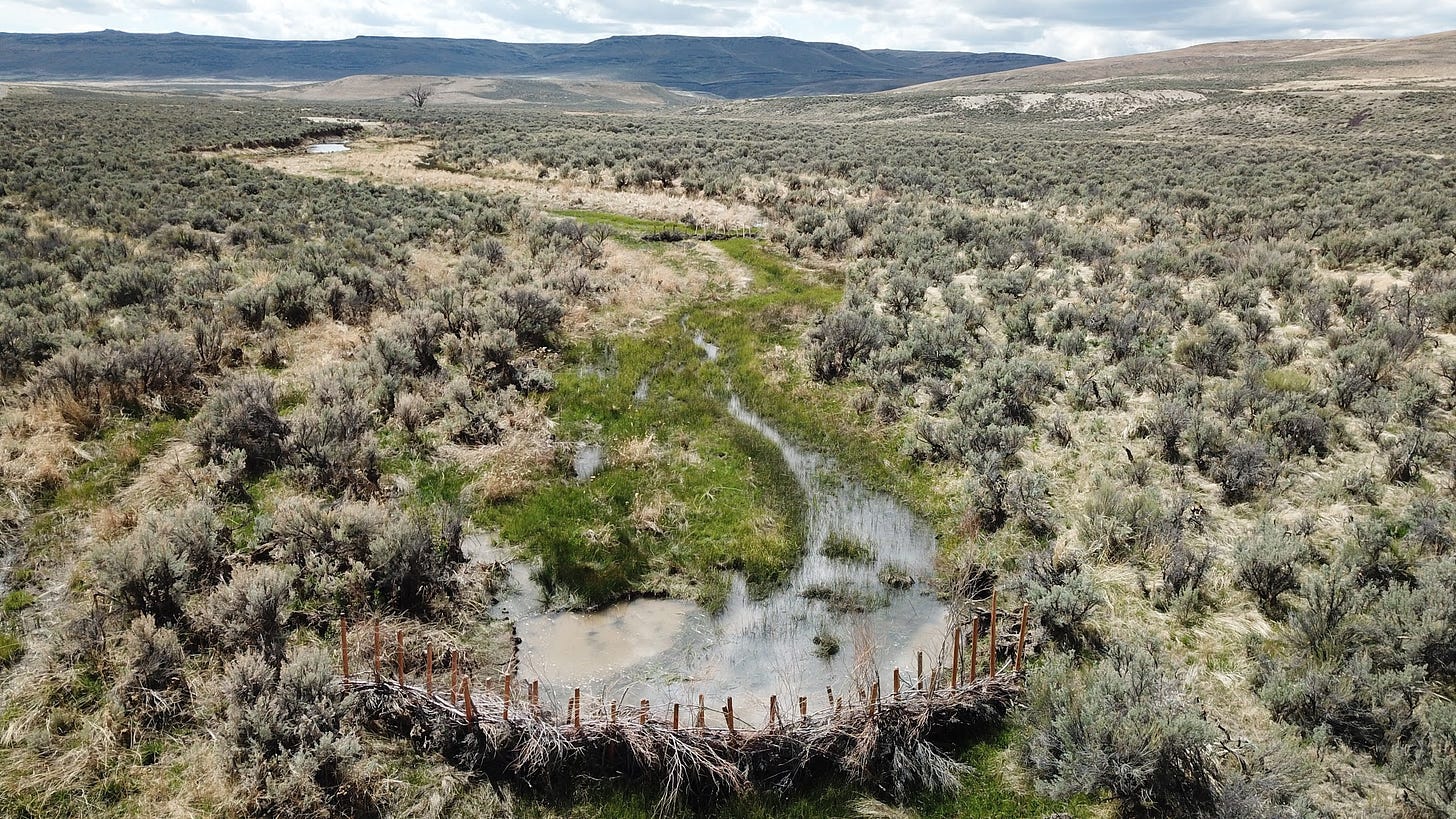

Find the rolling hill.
[
  {"left": 0, "top": 30, "right": 1059, "bottom": 98},
  {"left": 897, "top": 29, "right": 1456, "bottom": 93}
]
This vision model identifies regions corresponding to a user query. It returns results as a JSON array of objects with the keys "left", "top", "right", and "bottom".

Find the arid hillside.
[
  {"left": 260, "top": 74, "right": 713, "bottom": 109},
  {"left": 901, "top": 29, "right": 1456, "bottom": 92}
]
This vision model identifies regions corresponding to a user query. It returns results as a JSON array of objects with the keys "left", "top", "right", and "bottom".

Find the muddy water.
[{"left": 480, "top": 332, "right": 949, "bottom": 718}]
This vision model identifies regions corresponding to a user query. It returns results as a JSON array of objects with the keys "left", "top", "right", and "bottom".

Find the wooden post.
[
  {"left": 768, "top": 695, "right": 778, "bottom": 729},
  {"left": 673, "top": 703, "right": 680, "bottom": 730},
  {"left": 870, "top": 682, "right": 879, "bottom": 715},
  {"left": 826, "top": 686, "right": 834, "bottom": 710},
  {"left": 340, "top": 618, "right": 350, "bottom": 678},
  {"left": 573, "top": 688, "right": 582, "bottom": 731},
  {"left": 835, "top": 697, "right": 842, "bottom": 715},
  {"left": 372, "top": 621, "right": 382, "bottom": 682},
  {"left": 450, "top": 652, "right": 459, "bottom": 707},
  {"left": 969, "top": 621, "right": 980, "bottom": 683},
  {"left": 799, "top": 696, "right": 808, "bottom": 724},
  {"left": 1017, "top": 601, "right": 1030, "bottom": 671},
  {"left": 610, "top": 702, "right": 618, "bottom": 724},
  {"left": 697, "top": 694, "right": 706, "bottom": 730},
  {"left": 951, "top": 626, "right": 961, "bottom": 690},
  {"left": 988, "top": 589, "right": 999, "bottom": 679},
  {"left": 893, "top": 667, "right": 901, "bottom": 696},
  {"left": 396, "top": 630, "right": 405, "bottom": 687},
  {"left": 426, "top": 645, "right": 433, "bottom": 695},
  {"left": 503, "top": 674, "right": 512, "bottom": 720},
  {"left": 640, "top": 699, "right": 649, "bottom": 725},
  {"left": 463, "top": 676, "right": 475, "bottom": 723},
  {"left": 725, "top": 698, "right": 735, "bottom": 734}
]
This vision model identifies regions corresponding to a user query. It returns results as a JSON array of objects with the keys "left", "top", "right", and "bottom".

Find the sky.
[{"left": 3, "top": 0, "right": 1454, "bottom": 60}]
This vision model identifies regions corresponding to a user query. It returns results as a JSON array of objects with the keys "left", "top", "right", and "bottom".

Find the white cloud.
[{"left": 1, "top": 0, "right": 1453, "bottom": 59}]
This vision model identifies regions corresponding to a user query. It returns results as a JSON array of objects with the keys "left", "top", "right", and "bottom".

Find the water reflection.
[{"left": 477, "top": 330, "right": 949, "bottom": 715}]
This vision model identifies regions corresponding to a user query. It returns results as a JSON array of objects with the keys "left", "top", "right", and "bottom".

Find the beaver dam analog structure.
[{"left": 339, "top": 596, "right": 1036, "bottom": 811}]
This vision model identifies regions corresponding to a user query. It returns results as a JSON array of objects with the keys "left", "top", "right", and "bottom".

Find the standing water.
[
  {"left": 474, "top": 331, "right": 949, "bottom": 716},
  {"left": 572, "top": 442, "right": 605, "bottom": 481}
]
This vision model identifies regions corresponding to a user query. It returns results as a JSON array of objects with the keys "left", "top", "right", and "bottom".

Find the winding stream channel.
[{"left": 463, "top": 331, "right": 950, "bottom": 718}]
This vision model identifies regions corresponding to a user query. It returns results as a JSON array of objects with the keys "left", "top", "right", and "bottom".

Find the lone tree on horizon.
[{"left": 404, "top": 83, "right": 435, "bottom": 108}]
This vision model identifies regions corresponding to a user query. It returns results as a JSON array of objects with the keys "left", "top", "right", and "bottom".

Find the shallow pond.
[
  {"left": 473, "top": 331, "right": 949, "bottom": 718},
  {"left": 305, "top": 143, "right": 349, "bottom": 153}
]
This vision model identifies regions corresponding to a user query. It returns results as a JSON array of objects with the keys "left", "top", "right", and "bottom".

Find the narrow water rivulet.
[{"left": 470, "top": 331, "right": 949, "bottom": 718}]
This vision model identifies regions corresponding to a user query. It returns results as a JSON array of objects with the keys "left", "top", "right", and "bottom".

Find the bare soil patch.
[{"left": 249, "top": 136, "right": 763, "bottom": 228}]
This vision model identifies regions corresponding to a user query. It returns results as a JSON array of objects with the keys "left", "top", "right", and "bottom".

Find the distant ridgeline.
[{"left": 0, "top": 30, "right": 1060, "bottom": 98}]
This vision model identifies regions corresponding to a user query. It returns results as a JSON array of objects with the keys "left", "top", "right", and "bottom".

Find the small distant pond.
[{"left": 305, "top": 143, "right": 350, "bottom": 154}]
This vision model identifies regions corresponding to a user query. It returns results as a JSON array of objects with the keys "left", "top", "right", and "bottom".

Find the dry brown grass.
[
  {"left": 276, "top": 319, "right": 368, "bottom": 388},
  {"left": 248, "top": 136, "right": 764, "bottom": 228},
  {"left": 563, "top": 238, "right": 741, "bottom": 338},
  {"left": 629, "top": 491, "right": 684, "bottom": 536},
  {"left": 117, "top": 441, "right": 217, "bottom": 513},
  {"left": 0, "top": 403, "right": 79, "bottom": 497},
  {"left": 611, "top": 434, "right": 661, "bottom": 468},
  {"left": 447, "top": 398, "right": 558, "bottom": 502}
]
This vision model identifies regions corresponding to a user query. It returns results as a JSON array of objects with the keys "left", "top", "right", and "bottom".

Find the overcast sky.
[{"left": 4, "top": 0, "right": 1454, "bottom": 60}]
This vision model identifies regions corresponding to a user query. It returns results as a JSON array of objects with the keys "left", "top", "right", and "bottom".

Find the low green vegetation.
[
  {"left": 1, "top": 591, "right": 35, "bottom": 613},
  {"left": 2, "top": 75, "right": 1455, "bottom": 818},
  {"left": 822, "top": 531, "right": 875, "bottom": 563},
  {"left": 486, "top": 311, "right": 807, "bottom": 608}
]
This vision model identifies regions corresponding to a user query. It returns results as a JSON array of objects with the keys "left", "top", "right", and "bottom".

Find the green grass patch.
[
  {"left": 51, "top": 416, "right": 180, "bottom": 511},
  {"left": 2, "top": 590, "right": 36, "bottom": 613},
  {"left": 1263, "top": 367, "right": 1312, "bottom": 393},
  {"left": 0, "top": 631, "right": 22, "bottom": 669},
  {"left": 412, "top": 461, "right": 475, "bottom": 508},
  {"left": 801, "top": 580, "right": 889, "bottom": 613},
  {"left": 550, "top": 209, "right": 693, "bottom": 234},
  {"left": 483, "top": 236, "right": 974, "bottom": 608},
  {"left": 696, "top": 240, "right": 949, "bottom": 523},
  {"left": 914, "top": 730, "right": 1097, "bottom": 818},
  {"left": 821, "top": 531, "right": 875, "bottom": 563},
  {"left": 484, "top": 325, "right": 807, "bottom": 608}
]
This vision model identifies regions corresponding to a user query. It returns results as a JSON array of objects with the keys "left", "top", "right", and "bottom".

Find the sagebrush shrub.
[
  {"left": 224, "top": 648, "right": 374, "bottom": 817},
  {"left": 1021, "top": 644, "right": 1220, "bottom": 817},
  {"left": 1215, "top": 439, "right": 1277, "bottom": 504},
  {"left": 191, "top": 565, "right": 295, "bottom": 667},
  {"left": 1008, "top": 549, "right": 1104, "bottom": 651},
  {"left": 192, "top": 374, "right": 288, "bottom": 475},
  {"left": 494, "top": 286, "right": 563, "bottom": 350},
  {"left": 365, "top": 514, "right": 461, "bottom": 615},
  {"left": 1391, "top": 702, "right": 1456, "bottom": 818},
  {"left": 96, "top": 502, "right": 229, "bottom": 625},
  {"left": 808, "top": 301, "right": 888, "bottom": 381},
  {"left": 113, "top": 615, "right": 190, "bottom": 728},
  {"left": 1233, "top": 521, "right": 1307, "bottom": 616},
  {"left": 286, "top": 370, "right": 379, "bottom": 496}
]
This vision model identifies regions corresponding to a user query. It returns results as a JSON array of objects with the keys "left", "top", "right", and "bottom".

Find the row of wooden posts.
[{"left": 338, "top": 591, "right": 1032, "bottom": 732}]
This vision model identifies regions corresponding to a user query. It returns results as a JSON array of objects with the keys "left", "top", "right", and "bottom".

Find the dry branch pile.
[{"left": 346, "top": 670, "right": 1022, "bottom": 812}]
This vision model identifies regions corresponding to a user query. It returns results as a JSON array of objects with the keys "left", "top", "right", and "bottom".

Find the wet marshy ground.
[{"left": 467, "top": 329, "right": 949, "bottom": 718}]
